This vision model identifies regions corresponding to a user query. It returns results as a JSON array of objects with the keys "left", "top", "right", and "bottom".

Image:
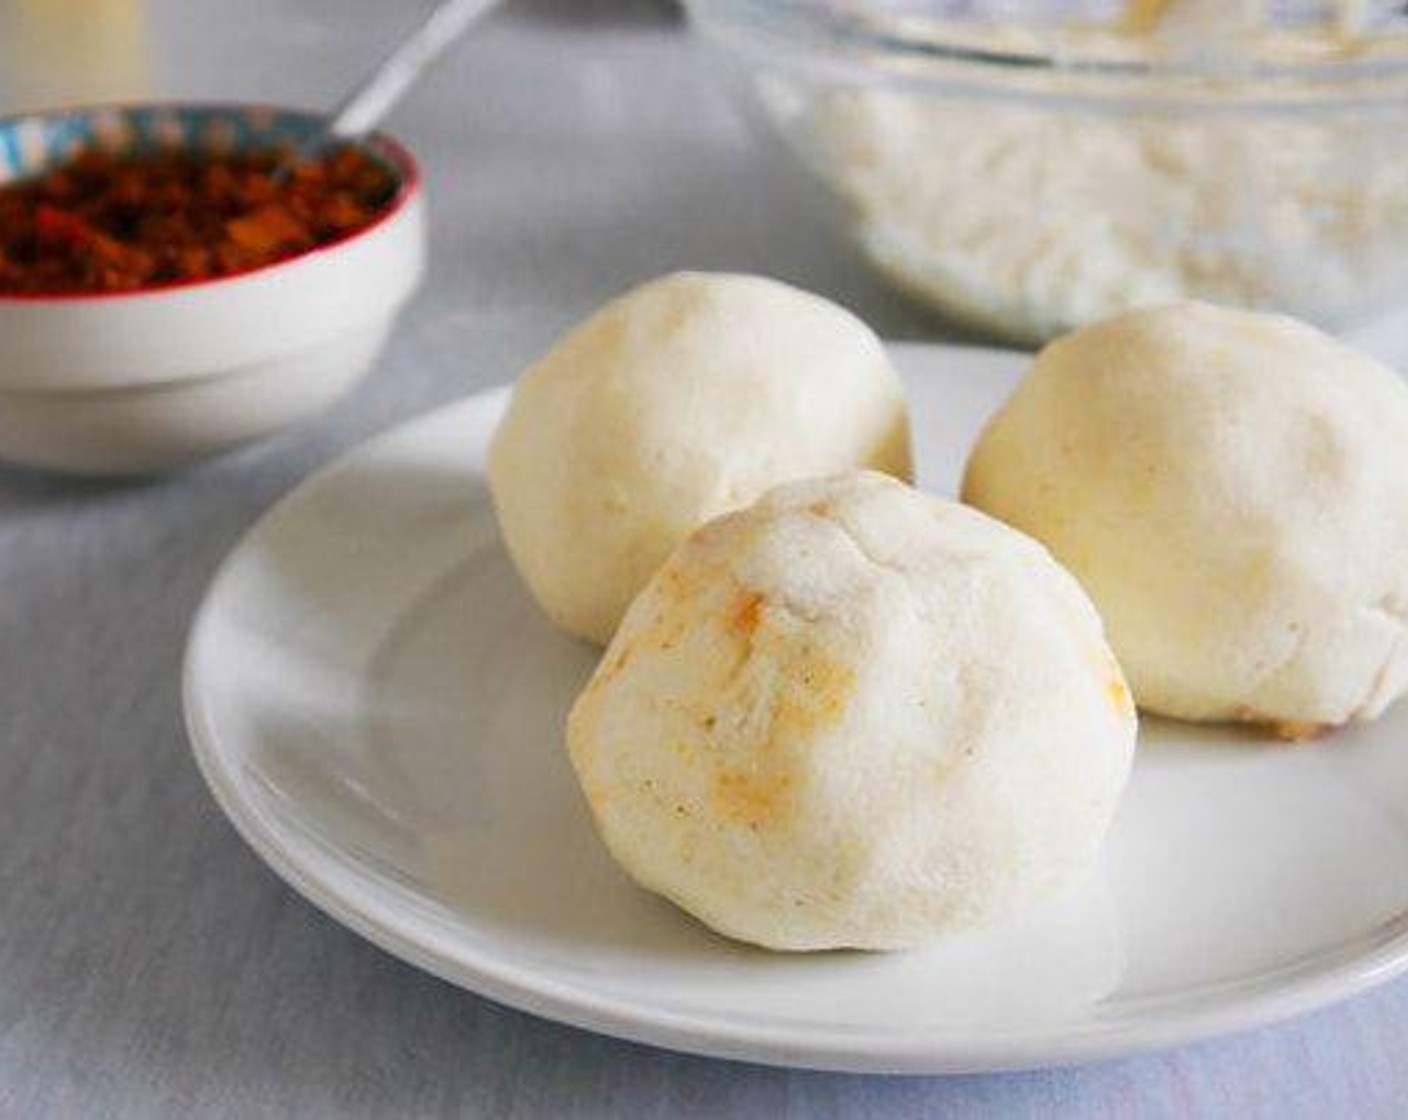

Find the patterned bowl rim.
[{"left": 0, "top": 100, "right": 421, "bottom": 305}]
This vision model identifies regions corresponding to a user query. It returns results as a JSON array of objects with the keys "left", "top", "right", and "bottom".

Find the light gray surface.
[{"left": 1, "top": 2, "right": 1406, "bottom": 1117}]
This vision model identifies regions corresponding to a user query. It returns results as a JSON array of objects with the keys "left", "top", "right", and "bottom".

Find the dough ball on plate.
[
  {"left": 488, "top": 272, "right": 912, "bottom": 645},
  {"left": 963, "top": 302, "right": 1408, "bottom": 738},
  {"left": 567, "top": 471, "right": 1136, "bottom": 951}
]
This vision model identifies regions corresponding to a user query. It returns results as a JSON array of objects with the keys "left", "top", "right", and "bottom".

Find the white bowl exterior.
[
  {"left": 0, "top": 316, "right": 398, "bottom": 474},
  {"left": 0, "top": 191, "right": 426, "bottom": 392}
]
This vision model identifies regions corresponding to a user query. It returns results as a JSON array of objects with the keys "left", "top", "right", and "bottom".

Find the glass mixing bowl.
[{"left": 684, "top": 0, "right": 1408, "bottom": 345}]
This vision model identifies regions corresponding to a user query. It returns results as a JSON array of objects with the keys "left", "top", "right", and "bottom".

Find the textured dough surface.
[
  {"left": 567, "top": 472, "right": 1136, "bottom": 951},
  {"left": 488, "top": 272, "right": 912, "bottom": 645},
  {"left": 963, "top": 301, "right": 1408, "bottom": 733}
]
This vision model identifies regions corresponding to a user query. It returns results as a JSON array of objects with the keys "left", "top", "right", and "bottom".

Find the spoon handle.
[{"left": 328, "top": 0, "right": 504, "bottom": 139}]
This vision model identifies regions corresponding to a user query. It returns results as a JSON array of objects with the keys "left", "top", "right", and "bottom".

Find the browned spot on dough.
[
  {"left": 807, "top": 500, "right": 834, "bottom": 518},
  {"left": 1236, "top": 708, "right": 1333, "bottom": 743},
  {"left": 730, "top": 591, "right": 764, "bottom": 636},
  {"left": 631, "top": 556, "right": 724, "bottom": 654},
  {"left": 1268, "top": 719, "right": 1330, "bottom": 743},
  {"left": 635, "top": 601, "right": 689, "bottom": 653},
  {"left": 705, "top": 640, "right": 854, "bottom": 829},
  {"left": 660, "top": 564, "right": 689, "bottom": 592},
  {"left": 608, "top": 643, "right": 634, "bottom": 676},
  {"left": 712, "top": 767, "right": 792, "bottom": 828},
  {"left": 1106, "top": 675, "right": 1133, "bottom": 716},
  {"left": 774, "top": 647, "right": 855, "bottom": 740}
]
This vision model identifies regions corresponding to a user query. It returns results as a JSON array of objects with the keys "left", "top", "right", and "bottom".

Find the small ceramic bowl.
[{"left": 0, "top": 103, "right": 426, "bottom": 474}]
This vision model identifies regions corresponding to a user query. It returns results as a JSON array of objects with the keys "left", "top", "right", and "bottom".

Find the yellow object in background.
[{"left": 0, "top": 0, "right": 151, "bottom": 112}]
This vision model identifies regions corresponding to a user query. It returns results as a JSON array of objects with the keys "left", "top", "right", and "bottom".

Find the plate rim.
[{"left": 182, "top": 363, "right": 1408, "bottom": 1075}]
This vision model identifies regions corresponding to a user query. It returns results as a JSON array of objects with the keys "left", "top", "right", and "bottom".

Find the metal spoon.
[{"left": 281, "top": 0, "right": 503, "bottom": 172}]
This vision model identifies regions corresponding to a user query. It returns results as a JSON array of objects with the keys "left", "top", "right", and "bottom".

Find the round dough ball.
[
  {"left": 567, "top": 471, "right": 1136, "bottom": 951},
  {"left": 488, "top": 272, "right": 912, "bottom": 645},
  {"left": 963, "top": 302, "right": 1408, "bottom": 737}
]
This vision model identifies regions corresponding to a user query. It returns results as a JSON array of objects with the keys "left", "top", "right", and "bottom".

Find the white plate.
[{"left": 183, "top": 343, "right": 1408, "bottom": 1074}]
